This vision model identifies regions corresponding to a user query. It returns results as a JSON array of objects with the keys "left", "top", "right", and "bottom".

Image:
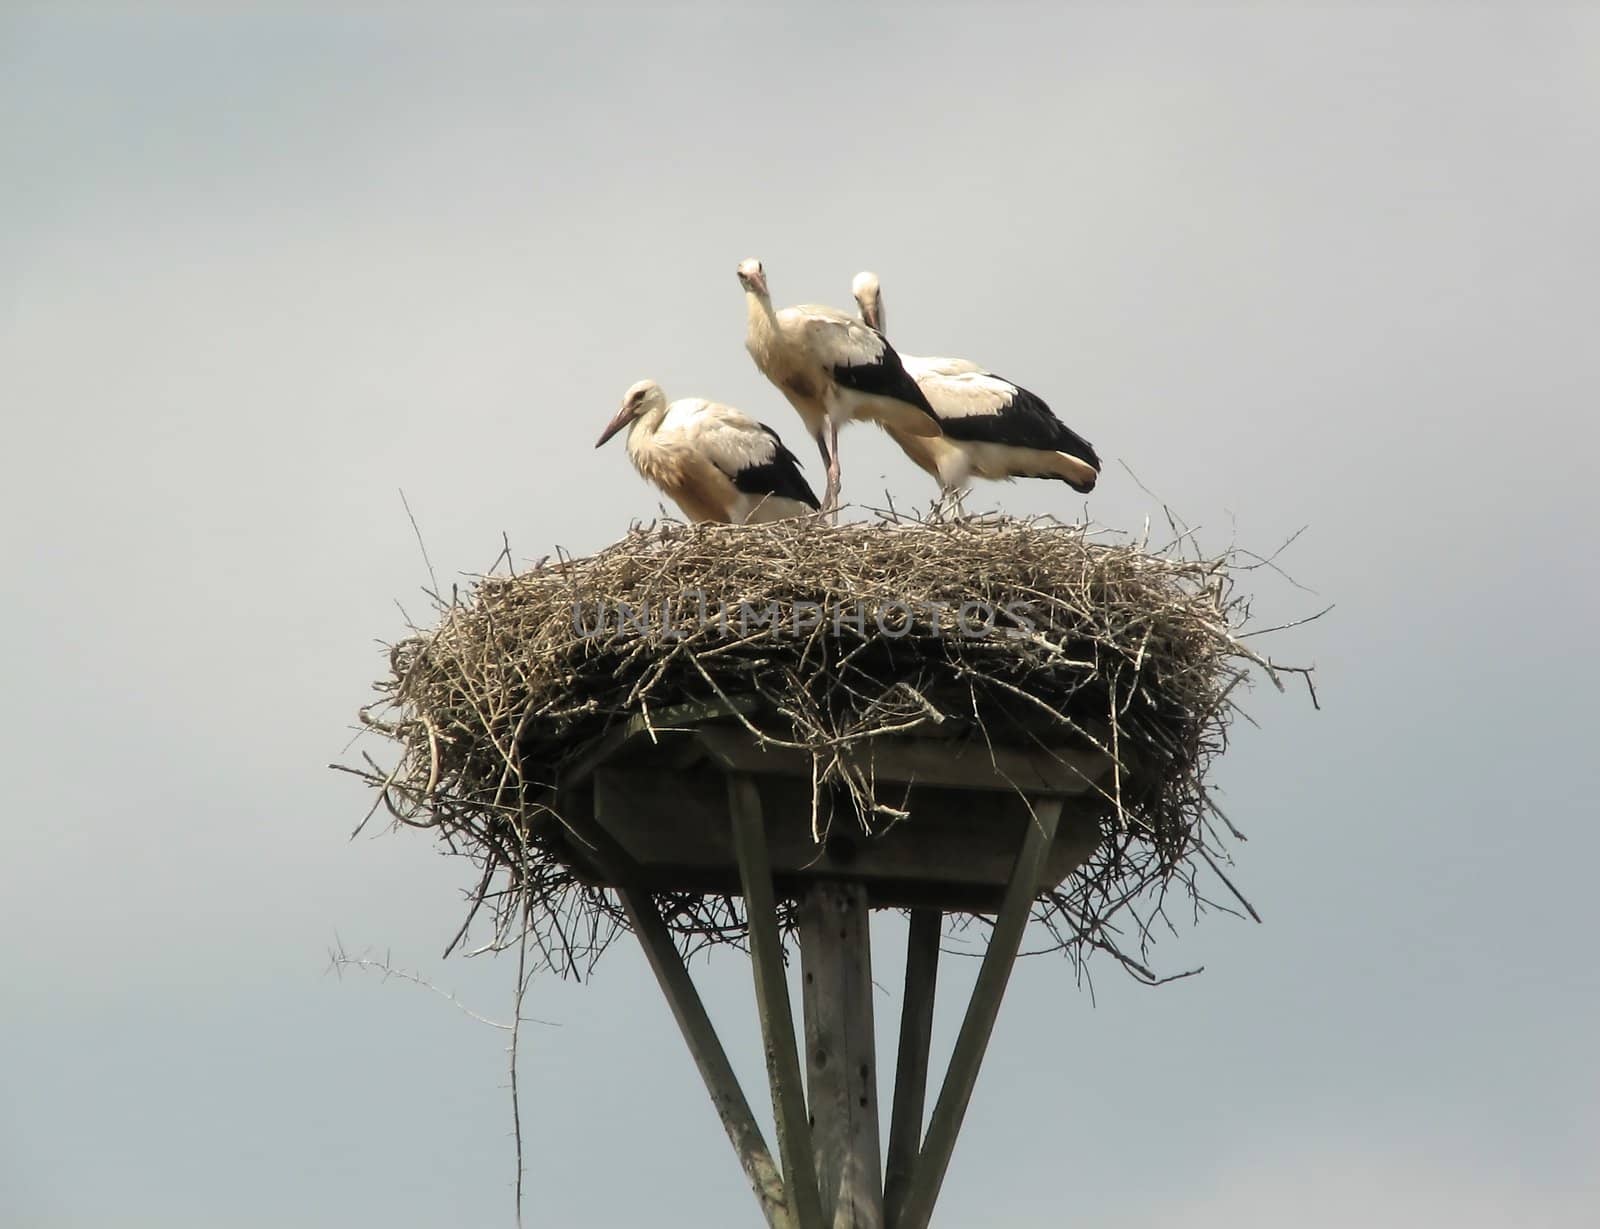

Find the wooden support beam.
[
  {"left": 798, "top": 882, "right": 883, "bottom": 1228},
  {"left": 731, "top": 774, "right": 826, "bottom": 1229},
  {"left": 615, "top": 885, "right": 793, "bottom": 1229},
  {"left": 882, "top": 909, "right": 940, "bottom": 1226},
  {"left": 892, "top": 798, "right": 1063, "bottom": 1229}
]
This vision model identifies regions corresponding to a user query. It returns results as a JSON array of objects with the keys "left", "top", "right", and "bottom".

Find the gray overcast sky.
[{"left": 3, "top": 6, "right": 1598, "bottom": 1227}]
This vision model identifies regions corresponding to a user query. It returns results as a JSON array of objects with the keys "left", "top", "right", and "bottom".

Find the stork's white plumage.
[
  {"left": 738, "top": 258, "right": 941, "bottom": 513},
  {"left": 596, "top": 379, "right": 820, "bottom": 524},
  {"left": 851, "top": 271, "right": 1101, "bottom": 495}
]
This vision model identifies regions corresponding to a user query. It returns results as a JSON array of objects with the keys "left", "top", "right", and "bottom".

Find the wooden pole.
[
  {"left": 798, "top": 881, "right": 884, "bottom": 1228},
  {"left": 882, "top": 909, "right": 940, "bottom": 1225},
  {"left": 893, "top": 797, "right": 1063, "bottom": 1229},
  {"left": 615, "top": 886, "right": 793, "bottom": 1229},
  {"left": 730, "top": 774, "right": 826, "bottom": 1229}
]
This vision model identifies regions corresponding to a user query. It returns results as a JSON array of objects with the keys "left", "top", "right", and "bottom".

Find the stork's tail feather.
[
  {"left": 1053, "top": 423, "right": 1101, "bottom": 473},
  {"left": 1052, "top": 451, "right": 1099, "bottom": 493}
]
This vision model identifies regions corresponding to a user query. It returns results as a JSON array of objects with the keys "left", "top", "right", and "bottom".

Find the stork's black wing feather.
[
  {"left": 730, "top": 426, "right": 821, "bottom": 509},
  {"left": 935, "top": 379, "right": 1101, "bottom": 471},
  {"left": 830, "top": 339, "right": 940, "bottom": 424}
]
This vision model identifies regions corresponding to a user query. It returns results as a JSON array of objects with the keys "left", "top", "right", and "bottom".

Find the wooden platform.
[{"left": 541, "top": 701, "right": 1117, "bottom": 914}]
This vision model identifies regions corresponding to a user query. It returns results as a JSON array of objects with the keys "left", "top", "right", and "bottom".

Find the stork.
[
  {"left": 851, "top": 271, "right": 1101, "bottom": 498},
  {"left": 596, "top": 379, "right": 820, "bottom": 523},
  {"left": 738, "top": 258, "right": 941, "bottom": 513}
]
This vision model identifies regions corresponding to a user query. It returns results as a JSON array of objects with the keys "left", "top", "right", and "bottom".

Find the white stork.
[
  {"left": 738, "top": 258, "right": 941, "bottom": 513},
  {"left": 851, "top": 271, "right": 1101, "bottom": 496},
  {"left": 596, "top": 379, "right": 820, "bottom": 524}
]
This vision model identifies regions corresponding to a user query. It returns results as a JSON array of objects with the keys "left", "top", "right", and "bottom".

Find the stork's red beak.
[{"left": 595, "top": 405, "right": 634, "bottom": 448}]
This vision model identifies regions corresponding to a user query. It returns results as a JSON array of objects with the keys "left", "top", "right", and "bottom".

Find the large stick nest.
[{"left": 343, "top": 513, "right": 1315, "bottom": 983}]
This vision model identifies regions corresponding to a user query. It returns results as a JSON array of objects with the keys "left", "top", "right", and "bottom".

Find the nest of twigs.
[{"left": 343, "top": 513, "right": 1315, "bottom": 982}]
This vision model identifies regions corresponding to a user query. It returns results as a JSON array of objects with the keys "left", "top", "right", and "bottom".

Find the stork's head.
[
  {"left": 596, "top": 379, "right": 666, "bottom": 448},
  {"left": 736, "top": 258, "right": 769, "bottom": 298},
  {"left": 851, "top": 270, "right": 883, "bottom": 332}
]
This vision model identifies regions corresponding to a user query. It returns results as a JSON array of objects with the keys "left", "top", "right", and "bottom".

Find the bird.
[
  {"left": 595, "top": 379, "right": 820, "bottom": 524},
  {"left": 850, "top": 271, "right": 1101, "bottom": 498},
  {"left": 738, "top": 258, "right": 941, "bottom": 513}
]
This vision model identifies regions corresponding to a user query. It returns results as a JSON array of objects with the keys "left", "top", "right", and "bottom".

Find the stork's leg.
[
  {"left": 818, "top": 420, "right": 842, "bottom": 519},
  {"left": 815, "top": 431, "right": 836, "bottom": 517}
]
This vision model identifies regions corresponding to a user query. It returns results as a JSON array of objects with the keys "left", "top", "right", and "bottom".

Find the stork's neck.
[
  {"left": 625, "top": 403, "right": 669, "bottom": 458},
  {"left": 744, "top": 290, "right": 779, "bottom": 344}
]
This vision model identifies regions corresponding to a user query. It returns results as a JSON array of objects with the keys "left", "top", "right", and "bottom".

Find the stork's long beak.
[{"left": 595, "top": 405, "right": 634, "bottom": 448}]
